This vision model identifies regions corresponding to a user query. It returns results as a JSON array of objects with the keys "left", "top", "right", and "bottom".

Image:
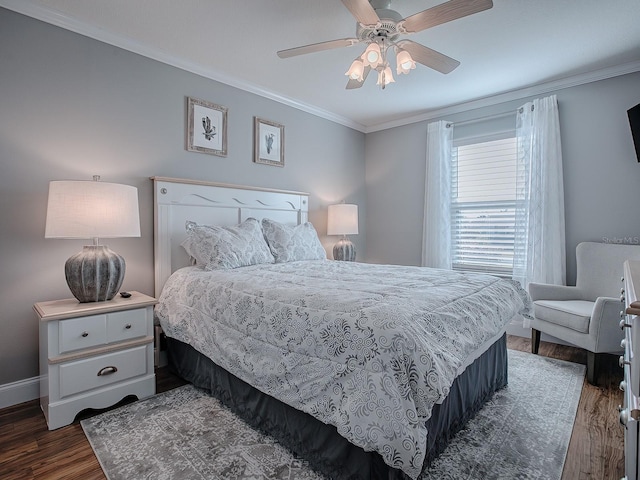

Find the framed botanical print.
[
  {"left": 187, "top": 97, "right": 227, "bottom": 156},
  {"left": 254, "top": 117, "right": 284, "bottom": 167}
]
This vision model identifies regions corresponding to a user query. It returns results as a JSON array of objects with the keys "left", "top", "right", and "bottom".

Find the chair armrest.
[
  {"left": 528, "top": 282, "right": 581, "bottom": 301},
  {"left": 591, "top": 296, "right": 625, "bottom": 353}
]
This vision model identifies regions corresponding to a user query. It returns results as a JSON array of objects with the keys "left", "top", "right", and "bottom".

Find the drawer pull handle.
[
  {"left": 97, "top": 366, "right": 118, "bottom": 376},
  {"left": 620, "top": 319, "right": 632, "bottom": 329},
  {"left": 81, "top": 331, "right": 89, "bottom": 338},
  {"left": 125, "top": 324, "right": 132, "bottom": 329}
]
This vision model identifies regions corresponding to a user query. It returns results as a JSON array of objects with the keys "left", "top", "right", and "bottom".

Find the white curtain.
[
  {"left": 513, "top": 95, "right": 566, "bottom": 289},
  {"left": 422, "top": 120, "right": 453, "bottom": 268}
]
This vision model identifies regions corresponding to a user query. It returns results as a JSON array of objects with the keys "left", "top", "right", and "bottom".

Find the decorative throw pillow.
[
  {"left": 181, "top": 218, "right": 275, "bottom": 270},
  {"left": 261, "top": 218, "right": 326, "bottom": 263}
]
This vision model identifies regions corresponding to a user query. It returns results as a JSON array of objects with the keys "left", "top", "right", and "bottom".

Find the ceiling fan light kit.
[
  {"left": 362, "top": 42, "right": 383, "bottom": 67},
  {"left": 377, "top": 65, "right": 395, "bottom": 87},
  {"left": 346, "top": 58, "right": 365, "bottom": 81},
  {"left": 346, "top": 37, "right": 401, "bottom": 88},
  {"left": 277, "top": 0, "right": 493, "bottom": 90},
  {"left": 396, "top": 48, "right": 416, "bottom": 75}
]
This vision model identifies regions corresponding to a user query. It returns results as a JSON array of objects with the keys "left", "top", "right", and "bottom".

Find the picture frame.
[
  {"left": 187, "top": 97, "right": 227, "bottom": 157},
  {"left": 254, "top": 117, "right": 284, "bottom": 167}
]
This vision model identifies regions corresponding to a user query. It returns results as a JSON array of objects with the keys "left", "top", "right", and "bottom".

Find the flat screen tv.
[{"left": 629, "top": 103, "right": 640, "bottom": 162}]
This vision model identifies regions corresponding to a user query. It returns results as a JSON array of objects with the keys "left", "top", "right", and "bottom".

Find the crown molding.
[
  {"left": 2, "top": 0, "right": 638, "bottom": 135},
  {"left": 0, "top": 0, "right": 368, "bottom": 133},
  {"left": 364, "top": 60, "right": 640, "bottom": 133}
]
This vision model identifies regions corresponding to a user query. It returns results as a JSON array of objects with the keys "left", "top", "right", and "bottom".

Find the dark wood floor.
[{"left": 0, "top": 337, "right": 625, "bottom": 479}]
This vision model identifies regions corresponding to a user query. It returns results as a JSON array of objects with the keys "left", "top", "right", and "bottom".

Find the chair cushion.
[{"left": 533, "top": 300, "right": 594, "bottom": 333}]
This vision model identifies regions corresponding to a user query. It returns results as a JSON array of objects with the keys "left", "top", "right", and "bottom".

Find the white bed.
[{"left": 152, "top": 177, "right": 529, "bottom": 480}]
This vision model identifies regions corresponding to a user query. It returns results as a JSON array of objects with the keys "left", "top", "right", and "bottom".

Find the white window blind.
[{"left": 451, "top": 136, "right": 517, "bottom": 275}]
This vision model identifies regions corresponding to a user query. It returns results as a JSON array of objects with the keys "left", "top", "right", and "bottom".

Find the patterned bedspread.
[{"left": 156, "top": 260, "right": 530, "bottom": 479}]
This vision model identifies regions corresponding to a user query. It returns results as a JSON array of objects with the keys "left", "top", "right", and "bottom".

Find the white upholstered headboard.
[{"left": 152, "top": 176, "right": 309, "bottom": 297}]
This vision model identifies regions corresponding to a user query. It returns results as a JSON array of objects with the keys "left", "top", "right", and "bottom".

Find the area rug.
[{"left": 82, "top": 350, "right": 585, "bottom": 480}]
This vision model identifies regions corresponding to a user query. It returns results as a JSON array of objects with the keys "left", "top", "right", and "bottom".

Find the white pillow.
[
  {"left": 181, "top": 218, "right": 274, "bottom": 270},
  {"left": 261, "top": 218, "right": 326, "bottom": 263}
]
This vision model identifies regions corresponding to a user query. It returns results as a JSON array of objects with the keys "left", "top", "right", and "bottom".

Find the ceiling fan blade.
[
  {"left": 398, "top": 40, "right": 460, "bottom": 74},
  {"left": 346, "top": 65, "right": 372, "bottom": 89},
  {"left": 401, "top": 0, "right": 493, "bottom": 33},
  {"left": 341, "top": 0, "right": 380, "bottom": 26},
  {"left": 277, "top": 38, "right": 359, "bottom": 59}
]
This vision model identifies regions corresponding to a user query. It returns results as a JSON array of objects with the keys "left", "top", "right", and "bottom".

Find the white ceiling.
[{"left": 4, "top": 0, "right": 640, "bottom": 132}]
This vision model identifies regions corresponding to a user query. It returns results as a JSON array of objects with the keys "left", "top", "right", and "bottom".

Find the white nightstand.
[{"left": 35, "top": 291, "right": 157, "bottom": 430}]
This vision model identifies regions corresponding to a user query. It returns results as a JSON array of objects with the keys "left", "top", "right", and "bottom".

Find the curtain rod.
[{"left": 446, "top": 104, "right": 534, "bottom": 128}]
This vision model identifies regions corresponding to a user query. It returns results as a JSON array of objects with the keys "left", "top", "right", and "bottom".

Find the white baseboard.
[{"left": 0, "top": 376, "right": 40, "bottom": 409}]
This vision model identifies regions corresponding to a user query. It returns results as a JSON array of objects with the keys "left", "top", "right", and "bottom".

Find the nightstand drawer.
[
  {"left": 59, "top": 315, "right": 107, "bottom": 353},
  {"left": 107, "top": 308, "right": 147, "bottom": 343},
  {"left": 59, "top": 345, "right": 148, "bottom": 398}
]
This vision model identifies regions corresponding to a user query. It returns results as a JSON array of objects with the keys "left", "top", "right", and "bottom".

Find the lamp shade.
[
  {"left": 377, "top": 66, "right": 395, "bottom": 87},
  {"left": 327, "top": 204, "right": 359, "bottom": 236},
  {"left": 345, "top": 59, "right": 365, "bottom": 81},
  {"left": 361, "top": 43, "right": 382, "bottom": 68},
  {"left": 45, "top": 180, "right": 140, "bottom": 239},
  {"left": 45, "top": 179, "right": 140, "bottom": 303},
  {"left": 396, "top": 49, "right": 416, "bottom": 75}
]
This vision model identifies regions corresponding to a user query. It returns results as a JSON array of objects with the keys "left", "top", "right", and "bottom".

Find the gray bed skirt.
[{"left": 166, "top": 333, "right": 508, "bottom": 479}]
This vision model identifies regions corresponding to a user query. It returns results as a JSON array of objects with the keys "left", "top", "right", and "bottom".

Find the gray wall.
[
  {"left": 0, "top": 9, "right": 365, "bottom": 386},
  {"left": 365, "top": 72, "right": 640, "bottom": 286}
]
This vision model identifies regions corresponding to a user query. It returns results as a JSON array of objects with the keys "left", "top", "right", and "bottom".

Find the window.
[{"left": 451, "top": 135, "right": 517, "bottom": 276}]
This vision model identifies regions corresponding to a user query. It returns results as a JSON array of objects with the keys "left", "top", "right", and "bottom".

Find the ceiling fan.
[{"left": 277, "top": 0, "right": 493, "bottom": 89}]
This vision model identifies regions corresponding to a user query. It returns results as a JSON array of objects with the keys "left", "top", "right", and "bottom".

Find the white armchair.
[{"left": 529, "top": 241, "right": 640, "bottom": 384}]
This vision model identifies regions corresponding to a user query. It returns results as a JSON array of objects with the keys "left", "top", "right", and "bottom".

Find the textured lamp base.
[
  {"left": 65, "top": 245, "right": 125, "bottom": 302},
  {"left": 333, "top": 238, "right": 356, "bottom": 262}
]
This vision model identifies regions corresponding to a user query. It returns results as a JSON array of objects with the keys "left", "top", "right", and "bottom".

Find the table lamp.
[
  {"left": 327, "top": 203, "right": 358, "bottom": 262},
  {"left": 45, "top": 176, "right": 141, "bottom": 302}
]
